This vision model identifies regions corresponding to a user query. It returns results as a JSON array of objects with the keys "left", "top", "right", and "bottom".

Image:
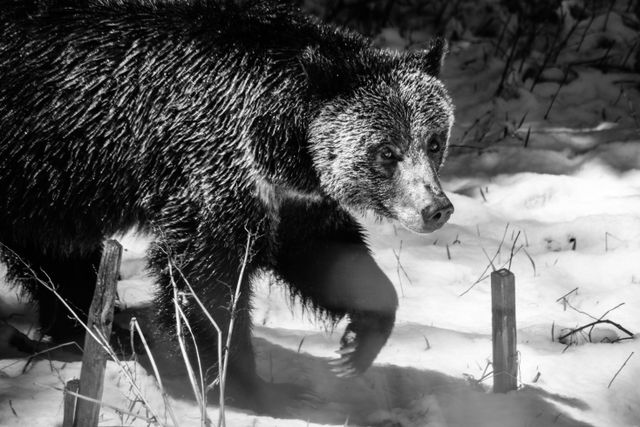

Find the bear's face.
[{"left": 309, "top": 58, "right": 454, "bottom": 234}]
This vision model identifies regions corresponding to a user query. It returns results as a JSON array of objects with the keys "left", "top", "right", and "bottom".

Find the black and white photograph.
[{"left": 0, "top": 0, "right": 639, "bottom": 426}]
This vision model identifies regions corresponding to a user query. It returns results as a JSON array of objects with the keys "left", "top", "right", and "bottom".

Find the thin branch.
[
  {"left": 556, "top": 287, "right": 579, "bottom": 303},
  {"left": 508, "top": 231, "right": 521, "bottom": 270},
  {"left": 49, "top": 385, "right": 158, "bottom": 424},
  {"left": 169, "top": 259, "right": 224, "bottom": 394},
  {"left": 522, "top": 248, "right": 536, "bottom": 276},
  {"left": 558, "top": 319, "right": 634, "bottom": 343},
  {"left": 130, "top": 318, "right": 179, "bottom": 427},
  {"left": 588, "top": 302, "right": 627, "bottom": 341},
  {"left": 219, "top": 229, "right": 253, "bottom": 427},
  {"left": 608, "top": 352, "right": 634, "bottom": 389},
  {"left": 460, "top": 224, "right": 510, "bottom": 296},
  {"left": 481, "top": 247, "right": 497, "bottom": 271},
  {"left": 564, "top": 299, "right": 598, "bottom": 320},
  {"left": 0, "top": 243, "right": 161, "bottom": 425},
  {"left": 168, "top": 261, "right": 206, "bottom": 423},
  {"left": 598, "top": 303, "right": 625, "bottom": 321}
]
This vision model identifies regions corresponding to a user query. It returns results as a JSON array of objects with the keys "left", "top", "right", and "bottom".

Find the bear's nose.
[{"left": 421, "top": 198, "right": 454, "bottom": 229}]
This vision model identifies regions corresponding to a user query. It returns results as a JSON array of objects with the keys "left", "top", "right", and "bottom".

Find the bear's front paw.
[{"left": 329, "top": 311, "right": 395, "bottom": 377}]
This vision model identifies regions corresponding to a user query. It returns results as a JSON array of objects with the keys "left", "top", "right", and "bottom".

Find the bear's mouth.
[
  {"left": 397, "top": 217, "right": 449, "bottom": 234},
  {"left": 393, "top": 198, "right": 454, "bottom": 234}
]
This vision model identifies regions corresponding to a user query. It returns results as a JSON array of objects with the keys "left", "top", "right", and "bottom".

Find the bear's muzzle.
[
  {"left": 393, "top": 155, "right": 454, "bottom": 234},
  {"left": 420, "top": 194, "right": 454, "bottom": 232}
]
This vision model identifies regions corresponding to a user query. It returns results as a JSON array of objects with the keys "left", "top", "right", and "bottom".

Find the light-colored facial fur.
[{"left": 309, "top": 62, "right": 454, "bottom": 233}]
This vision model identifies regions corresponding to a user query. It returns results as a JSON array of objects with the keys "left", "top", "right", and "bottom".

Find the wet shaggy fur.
[{"left": 0, "top": 0, "right": 454, "bottom": 411}]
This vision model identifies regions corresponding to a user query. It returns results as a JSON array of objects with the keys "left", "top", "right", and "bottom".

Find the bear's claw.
[
  {"left": 329, "top": 350, "right": 364, "bottom": 377},
  {"left": 329, "top": 343, "right": 360, "bottom": 377},
  {"left": 328, "top": 354, "right": 358, "bottom": 377},
  {"left": 334, "top": 367, "right": 358, "bottom": 378},
  {"left": 335, "top": 344, "right": 357, "bottom": 355},
  {"left": 328, "top": 357, "right": 350, "bottom": 366},
  {"left": 329, "top": 311, "right": 395, "bottom": 378}
]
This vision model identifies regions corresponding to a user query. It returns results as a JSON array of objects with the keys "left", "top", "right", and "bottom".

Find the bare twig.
[
  {"left": 496, "top": 26, "right": 522, "bottom": 97},
  {"left": 564, "top": 299, "right": 598, "bottom": 320},
  {"left": 481, "top": 247, "right": 497, "bottom": 271},
  {"left": 588, "top": 303, "right": 627, "bottom": 341},
  {"left": 608, "top": 352, "right": 634, "bottom": 388},
  {"left": 459, "top": 273, "right": 491, "bottom": 297},
  {"left": 544, "top": 68, "right": 570, "bottom": 120},
  {"left": 392, "top": 240, "right": 412, "bottom": 296},
  {"left": 605, "top": 231, "right": 624, "bottom": 252},
  {"left": 423, "top": 335, "right": 431, "bottom": 350},
  {"left": 523, "top": 127, "right": 531, "bottom": 148},
  {"left": 494, "top": 15, "right": 512, "bottom": 57},
  {"left": 602, "top": 0, "right": 616, "bottom": 31},
  {"left": 169, "top": 260, "right": 224, "bottom": 394},
  {"left": 530, "top": 18, "right": 565, "bottom": 91},
  {"left": 620, "top": 41, "right": 638, "bottom": 69},
  {"left": 522, "top": 248, "right": 536, "bottom": 276},
  {"left": 517, "top": 111, "right": 528, "bottom": 130},
  {"left": 49, "top": 385, "right": 158, "bottom": 424},
  {"left": 219, "top": 229, "right": 253, "bottom": 427},
  {"left": 130, "top": 318, "right": 179, "bottom": 427},
  {"left": 556, "top": 287, "right": 579, "bottom": 303},
  {"left": 558, "top": 319, "right": 634, "bottom": 343},
  {"left": 460, "top": 225, "right": 510, "bottom": 296},
  {"left": 0, "top": 243, "right": 161, "bottom": 425},
  {"left": 598, "top": 303, "right": 625, "bottom": 321},
  {"left": 15, "top": 341, "right": 82, "bottom": 374},
  {"left": 168, "top": 260, "right": 207, "bottom": 426},
  {"left": 508, "top": 231, "right": 521, "bottom": 270},
  {"left": 180, "top": 302, "right": 207, "bottom": 419},
  {"left": 459, "top": 110, "right": 492, "bottom": 145},
  {"left": 576, "top": 14, "right": 596, "bottom": 52},
  {"left": 464, "top": 360, "right": 493, "bottom": 387}
]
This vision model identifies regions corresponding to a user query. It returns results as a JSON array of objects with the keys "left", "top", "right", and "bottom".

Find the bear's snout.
[
  {"left": 392, "top": 157, "right": 454, "bottom": 234},
  {"left": 394, "top": 193, "right": 454, "bottom": 234},
  {"left": 421, "top": 196, "right": 454, "bottom": 232}
]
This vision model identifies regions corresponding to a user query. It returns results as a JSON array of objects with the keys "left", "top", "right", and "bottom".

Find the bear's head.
[{"left": 307, "top": 39, "right": 455, "bottom": 234}]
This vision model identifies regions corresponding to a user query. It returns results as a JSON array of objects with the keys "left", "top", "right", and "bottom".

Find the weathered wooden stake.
[
  {"left": 491, "top": 268, "right": 517, "bottom": 393},
  {"left": 62, "top": 379, "right": 80, "bottom": 427},
  {"left": 74, "top": 239, "right": 122, "bottom": 427}
]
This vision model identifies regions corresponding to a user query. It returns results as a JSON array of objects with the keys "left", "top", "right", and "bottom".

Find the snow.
[{"left": 1, "top": 1, "right": 640, "bottom": 426}]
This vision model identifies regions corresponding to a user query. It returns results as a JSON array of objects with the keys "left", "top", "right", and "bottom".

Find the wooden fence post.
[
  {"left": 74, "top": 239, "right": 122, "bottom": 427},
  {"left": 62, "top": 379, "right": 80, "bottom": 427},
  {"left": 492, "top": 268, "right": 517, "bottom": 393}
]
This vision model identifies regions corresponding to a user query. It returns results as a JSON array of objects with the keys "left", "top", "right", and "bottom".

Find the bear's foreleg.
[
  {"left": 273, "top": 199, "right": 398, "bottom": 376},
  {"left": 147, "top": 231, "right": 285, "bottom": 411},
  {"left": 1, "top": 241, "right": 103, "bottom": 342}
]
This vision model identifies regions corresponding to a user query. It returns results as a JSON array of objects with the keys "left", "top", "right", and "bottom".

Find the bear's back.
[
  {"left": 0, "top": 0, "right": 367, "bottom": 57},
  {"left": 0, "top": 0, "right": 369, "bottom": 241}
]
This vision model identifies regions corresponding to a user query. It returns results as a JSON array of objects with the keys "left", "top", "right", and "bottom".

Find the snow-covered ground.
[{"left": 1, "top": 1, "right": 639, "bottom": 426}]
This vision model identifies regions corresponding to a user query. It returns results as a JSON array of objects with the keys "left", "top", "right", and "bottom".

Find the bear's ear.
[
  {"left": 299, "top": 46, "right": 354, "bottom": 97},
  {"left": 408, "top": 38, "right": 448, "bottom": 77}
]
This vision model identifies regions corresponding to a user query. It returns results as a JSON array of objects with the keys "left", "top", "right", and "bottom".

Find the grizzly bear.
[{"left": 0, "top": 0, "right": 454, "bottom": 411}]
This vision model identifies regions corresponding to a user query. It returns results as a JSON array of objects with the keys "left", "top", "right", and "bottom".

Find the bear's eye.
[
  {"left": 381, "top": 147, "right": 394, "bottom": 159},
  {"left": 377, "top": 146, "right": 399, "bottom": 163},
  {"left": 428, "top": 138, "right": 441, "bottom": 154}
]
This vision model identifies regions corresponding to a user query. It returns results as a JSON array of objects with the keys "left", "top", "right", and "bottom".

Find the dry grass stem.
[
  {"left": 130, "top": 318, "right": 179, "bottom": 427},
  {"left": 608, "top": 352, "right": 635, "bottom": 389},
  {"left": 0, "top": 243, "right": 162, "bottom": 425}
]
